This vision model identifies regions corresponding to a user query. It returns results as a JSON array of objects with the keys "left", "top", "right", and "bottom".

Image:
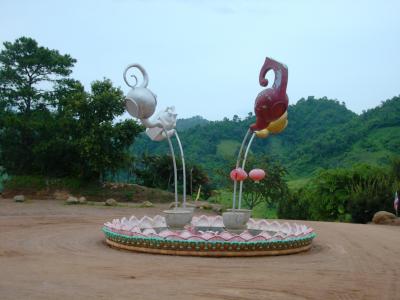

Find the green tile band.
[{"left": 102, "top": 227, "right": 316, "bottom": 253}]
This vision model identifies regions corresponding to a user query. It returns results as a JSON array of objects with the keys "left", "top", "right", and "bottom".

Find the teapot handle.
[
  {"left": 123, "top": 64, "right": 149, "bottom": 88},
  {"left": 259, "top": 57, "right": 288, "bottom": 98}
]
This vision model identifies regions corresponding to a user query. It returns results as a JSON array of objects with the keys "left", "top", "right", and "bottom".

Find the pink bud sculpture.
[
  {"left": 249, "top": 169, "right": 266, "bottom": 183},
  {"left": 230, "top": 168, "right": 248, "bottom": 181}
]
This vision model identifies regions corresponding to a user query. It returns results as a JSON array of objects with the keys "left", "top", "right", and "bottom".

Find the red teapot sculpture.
[{"left": 250, "top": 57, "right": 288, "bottom": 131}]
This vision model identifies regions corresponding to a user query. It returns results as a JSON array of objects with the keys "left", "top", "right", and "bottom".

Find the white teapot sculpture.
[
  {"left": 123, "top": 64, "right": 187, "bottom": 210},
  {"left": 124, "top": 64, "right": 158, "bottom": 121}
]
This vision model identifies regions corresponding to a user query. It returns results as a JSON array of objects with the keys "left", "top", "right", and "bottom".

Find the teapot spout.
[{"left": 141, "top": 117, "right": 163, "bottom": 129}]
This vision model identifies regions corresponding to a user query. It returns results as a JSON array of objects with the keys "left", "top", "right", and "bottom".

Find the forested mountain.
[
  {"left": 176, "top": 115, "right": 209, "bottom": 131},
  {"left": 131, "top": 96, "right": 400, "bottom": 184}
]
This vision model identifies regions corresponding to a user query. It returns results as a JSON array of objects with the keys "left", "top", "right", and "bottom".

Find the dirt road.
[{"left": 1, "top": 199, "right": 399, "bottom": 299}]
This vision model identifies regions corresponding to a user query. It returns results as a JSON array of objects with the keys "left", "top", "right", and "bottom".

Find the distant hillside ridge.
[
  {"left": 132, "top": 96, "right": 400, "bottom": 184},
  {"left": 176, "top": 115, "right": 209, "bottom": 131}
]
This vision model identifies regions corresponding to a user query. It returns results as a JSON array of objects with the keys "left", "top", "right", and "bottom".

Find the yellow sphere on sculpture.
[
  {"left": 267, "top": 112, "right": 288, "bottom": 134},
  {"left": 255, "top": 128, "right": 270, "bottom": 138}
]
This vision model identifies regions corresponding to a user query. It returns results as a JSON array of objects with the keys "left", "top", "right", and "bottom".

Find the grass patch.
[
  {"left": 287, "top": 177, "right": 310, "bottom": 190},
  {"left": 64, "top": 200, "right": 146, "bottom": 208},
  {"left": 4, "top": 175, "right": 176, "bottom": 203},
  {"left": 216, "top": 140, "right": 241, "bottom": 159},
  {"left": 5, "top": 175, "right": 84, "bottom": 191},
  {"left": 4, "top": 176, "right": 101, "bottom": 195}
]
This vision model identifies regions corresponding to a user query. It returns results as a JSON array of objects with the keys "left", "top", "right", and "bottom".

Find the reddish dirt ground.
[{"left": 1, "top": 199, "right": 399, "bottom": 300}]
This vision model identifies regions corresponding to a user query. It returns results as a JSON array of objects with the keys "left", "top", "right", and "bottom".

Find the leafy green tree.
[
  {"left": 232, "top": 114, "right": 240, "bottom": 122},
  {"left": 63, "top": 79, "right": 142, "bottom": 180},
  {"left": 134, "top": 153, "right": 212, "bottom": 198},
  {"left": 0, "top": 36, "right": 76, "bottom": 113},
  {"left": 0, "top": 37, "right": 78, "bottom": 174},
  {"left": 134, "top": 153, "right": 173, "bottom": 189},
  {"left": 241, "top": 156, "right": 288, "bottom": 210},
  {"left": 0, "top": 166, "right": 9, "bottom": 192},
  {"left": 390, "top": 156, "right": 400, "bottom": 192},
  {"left": 0, "top": 37, "right": 143, "bottom": 180}
]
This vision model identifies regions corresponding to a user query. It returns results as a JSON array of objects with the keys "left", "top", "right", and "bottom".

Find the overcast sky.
[{"left": 1, "top": 0, "right": 399, "bottom": 120}]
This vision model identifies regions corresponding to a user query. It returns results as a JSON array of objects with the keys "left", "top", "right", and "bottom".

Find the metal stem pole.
[
  {"left": 163, "top": 128, "right": 178, "bottom": 208},
  {"left": 232, "top": 181, "right": 238, "bottom": 211},
  {"left": 174, "top": 132, "right": 187, "bottom": 208},
  {"left": 190, "top": 168, "right": 193, "bottom": 197},
  {"left": 232, "top": 129, "right": 251, "bottom": 210},
  {"left": 238, "top": 133, "right": 256, "bottom": 209}
]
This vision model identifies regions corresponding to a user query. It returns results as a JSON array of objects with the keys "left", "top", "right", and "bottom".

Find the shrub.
[
  {"left": 346, "top": 167, "right": 394, "bottom": 223},
  {"left": 278, "top": 164, "right": 397, "bottom": 223},
  {"left": 277, "top": 189, "right": 311, "bottom": 220}
]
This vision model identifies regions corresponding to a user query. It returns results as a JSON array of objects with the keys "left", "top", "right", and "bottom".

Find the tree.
[
  {"left": 51, "top": 79, "right": 143, "bottom": 180},
  {"left": 241, "top": 156, "right": 288, "bottom": 210},
  {"left": 0, "top": 36, "right": 76, "bottom": 113},
  {"left": 0, "top": 37, "right": 78, "bottom": 174},
  {"left": 134, "top": 153, "right": 212, "bottom": 198},
  {"left": 245, "top": 112, "right": 254, "bottom": 120},
  {"left": 391, "top": 156, "right": 400, "bottom": 191},
  {"left": 0, "top": 37, "right": 143, "bottom": 180}
]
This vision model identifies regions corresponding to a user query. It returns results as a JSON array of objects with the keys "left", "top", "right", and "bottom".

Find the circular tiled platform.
[{"left": 102, "top": 215, "right": 316, "bottom": 257}]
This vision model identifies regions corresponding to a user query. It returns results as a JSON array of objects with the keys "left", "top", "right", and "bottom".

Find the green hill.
[
  {"left": 176, "top": 115, "right": 209, "bottom": 131},
  {"left": 132, "top": 96, "right": 400, "bottom": 185}
]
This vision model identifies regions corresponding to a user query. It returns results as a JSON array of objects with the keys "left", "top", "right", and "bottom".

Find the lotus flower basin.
[
  {"left": 222, "top": 209, "right": 252, "bottom": 231},
  {"left": 103, "top": 215, "right": 316, "bottom": 257},
  {"left": 163, "top": 208, "right": 193, "bottom": 229}
]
